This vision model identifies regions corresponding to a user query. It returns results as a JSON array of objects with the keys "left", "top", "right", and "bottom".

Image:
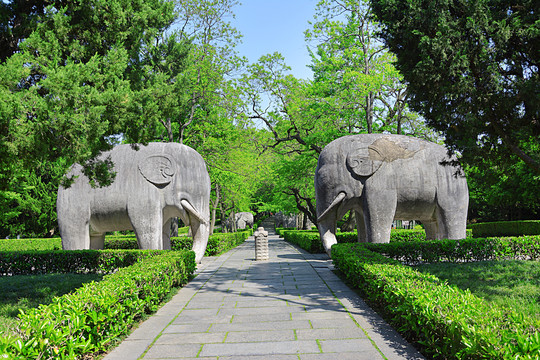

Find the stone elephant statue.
[
  {"left": 235, "top": 212, "right": 254, "bottom": 230},
  {"left": 274, "top": 211, "right": 297, "bottom": 228},
  {"left": 315, "top": 134, "right": 469, "bottom": 256},
  {"left": 57, "top": 142, "right": 211, "bottom": 263}
]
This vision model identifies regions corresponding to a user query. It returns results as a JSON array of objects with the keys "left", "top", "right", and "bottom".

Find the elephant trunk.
[
  {"left": 181, "top": 198, "right": 210, "bottom": 263},
  {"left": 317, "top": 192, "right": 346, "bottom": 223},
  {"left": 191, "top": 219, "right": 209, "bottom": 263}
]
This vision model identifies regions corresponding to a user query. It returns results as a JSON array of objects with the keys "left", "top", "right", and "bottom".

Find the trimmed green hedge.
[
  {"left": 0, "top": 238, "right": 62, "bottom": 251},
  {"left": 282, "top": 229, "right": 473, "bottom": 254},
  {"left": 0, "top": 250, "right": 196, "bottom": 359},
  {"left": 468, "top": 220, "right": 540, "bottom": 237},
  {"left": 332, "top": 243, "right": 540, "bottom": 359},
  {"left": 0, "top": 231, "right": 251, "bottom": 256},
  {"left": 363, "top": 236, "right": 540, "bottom": 264},
  {"left": 281, "top": 230, "right": 323, "bottom": 253},
  {"left": 275, "top": 227, "right": 296, "bottom": 236},
  {"left": 0, "top": 249, "right": 165, "bottom": 276}
]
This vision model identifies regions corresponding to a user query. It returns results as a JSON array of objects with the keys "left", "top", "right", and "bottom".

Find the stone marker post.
[{"left": 254, "top": 227, "right": 269, "bottom": 261}]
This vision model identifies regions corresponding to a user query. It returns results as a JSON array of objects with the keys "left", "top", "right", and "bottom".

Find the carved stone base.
[{"left": 254, "top": 227, "right": 269, "bottom": 261}]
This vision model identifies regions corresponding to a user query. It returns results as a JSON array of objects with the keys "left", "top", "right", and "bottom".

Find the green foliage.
[
  {"left": 305, "top": 0, "right": 424, "bottom": 136},
  {"left": 282, "top": 230, "right": 323, "bottom": 253},
  {"left": 415, "top": 260, "right": 540, "bottom": 322},
  {"left": 466, "top": 160, "right": 540, "bottom": 222},
  {"left": 0, "top": 0, "right": 176, "bottom": 182},
  {"left": 0, "top": 231, "right": 250, "bottom": 258},
  {"left": 468, "top": 220, "right": 540, "bottom": 238},
  {"left": 0, "top": 250, "right": 165, "bottom": 276},
  {"left": 0, "top": 273, "right": 103, "bottom": 337},
  {"left": 0, "top": 250, "right": 195, "bottom": 359},
  {"left": 371, "top": 0, "right": 540, "bottom": 174},
  {"left": 0, "top": 238, "right": 62, "bottom": 251},
  {"left": 332, "top": 243, "right": 540, "bottom": 359},
  {"left": 281, "top": 228, "right": 473, "bottom": 253},
  {"left": 0, "top": 159, "right": 66, "bottom": 238},
  {"left": 0, "top": 0, "right": 181, "bottom": 238},
  {"left": 364, "top": 236, "right": 540, "bottom": 265}
]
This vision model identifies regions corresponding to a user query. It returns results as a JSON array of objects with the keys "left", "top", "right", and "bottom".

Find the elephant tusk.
[
  {"left": 317, "top": 192, "right": 347, "bottom": 222},
  {"left": 180, "top": 199, "right": 208, "bottom": 225}
]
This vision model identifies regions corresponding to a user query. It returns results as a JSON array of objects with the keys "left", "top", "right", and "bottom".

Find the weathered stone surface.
[
  {"left": 57, "top": 142, "right": 211, "bottom": 262},
  {"left": 254, "top": 227, "right": 269, "bottom": 261},
  {"left": 236, "top": 212, "right": 254, "bottom": 229},
  {"left": 274, "top": 211, "right": 297, "bottom": 228},
  {"left": 315, "top": 134, "right": 469, "bottom": 256}
]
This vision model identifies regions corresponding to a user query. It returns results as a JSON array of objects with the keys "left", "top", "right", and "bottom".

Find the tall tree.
[
  {"left": 0, "top": 0, "right": 176, "bottom": 236},
  {"left": 305, "top": 0, "right": 420, "bottom": 135},
  {"left": 371, "top": 0, "right": 540, "bottom": 174}
]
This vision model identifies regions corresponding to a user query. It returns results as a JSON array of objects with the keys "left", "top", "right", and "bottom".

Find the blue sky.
[{"left": 231, "top": 0, "right": 319, "bottom": 79}]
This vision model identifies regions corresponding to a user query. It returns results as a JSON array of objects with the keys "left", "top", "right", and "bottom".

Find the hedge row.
[
  {"left": 363, "top": 236, "right": 540, "bottom": 264},
  {"left": 0, "top": 250, "right": 196, "bottom": 359},
  {"left": 0, "top": 249, "right": 164, "bottom": 276},
  {"left": 331, "top": 243, "right": 540, "bottom": 359},
  {"left": 468, "top": 220, "right": 540, "bottom": 237},
  {"left": 281, "top": 228, "right": 473, "bottom": 254},
  {"left": 0, "top": 231, "right": 251, "bottom": 256}
]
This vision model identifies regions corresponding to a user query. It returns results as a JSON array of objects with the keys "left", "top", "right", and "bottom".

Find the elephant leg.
[
  {"left": 90, "top": 233, "right": 105, "bottom": 249},
  {"left": 129, "top": 203, "right": 163, "bottom": 249},
  {"left": 436, "top": 205, "right": 467, "bottom": 240},
  {"left": 60, "top": 212, "right": 91, "bottom": 250},
  {"left": 423, "top": 220, "right": 440, "bottom": 240},
  {"left": 363, "top": 191, "right": 396, "bottom": 243},
  {"left": 436, "top": 177, "right": 469, "bottom": 240},
  {"left": 355, "top": 210, "right": 367, "bottom": 242},
  {"left": 190, "top": 217, "right": 210, "bottom": 263},
  {"left": 162, "top": 218, "right": 172, "bottom": 250},
  {"left": 318, "top": 212, "right": 338, "bottom": 257}
]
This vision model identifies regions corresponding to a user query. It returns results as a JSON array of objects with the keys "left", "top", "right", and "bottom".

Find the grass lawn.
[
  {"left": 0, "top": 273, "right": 103, "bottom": 337},
  {"left": 414, "top": 260, "right": 540, "bottom": 321}
]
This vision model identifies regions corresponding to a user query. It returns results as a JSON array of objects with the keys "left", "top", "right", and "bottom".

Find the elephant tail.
[{"left": 317, "top": 192, "right": 346, "bottom": 222}]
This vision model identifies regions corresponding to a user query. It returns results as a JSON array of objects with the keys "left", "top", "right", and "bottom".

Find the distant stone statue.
[
  {"left": 274, "top": 211, "right": 297, "bottom": 228},
  {"left": 254, "top": 227, "right": 269, "bottom": 261},
  {"left": 235, "top": 212, "right": 254, "bottom": 230},
  {"left": 57, "top": 142, "right": 211, "bottom": 263},
  {"left": 315, "top": 134, "right": 469, "bottom": 256}
]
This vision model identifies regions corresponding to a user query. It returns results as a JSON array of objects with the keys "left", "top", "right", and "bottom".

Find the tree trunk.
[{"left": 209, "top": 183, "right": 220, "bottom": 235}]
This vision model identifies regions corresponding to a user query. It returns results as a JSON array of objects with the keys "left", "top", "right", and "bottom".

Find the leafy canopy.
[{"left": 371, "top": 0, "right": 540, "bottom": 173}]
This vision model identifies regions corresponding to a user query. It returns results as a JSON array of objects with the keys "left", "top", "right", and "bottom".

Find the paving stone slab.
[
  {"left": 143, "top": 344, "right": 201, "bottom": 359},
  {"left": 199, "top": 340, "right": 320, "bottom": 357},
  {"left": 224, "top": 329, "right": 296, "bottom": 343},
  {"left": 157, "top": 332, "right": 227, "bottom": 344},
  {"left": 295, "top": 327, "right": 368, "bottom": 340}
]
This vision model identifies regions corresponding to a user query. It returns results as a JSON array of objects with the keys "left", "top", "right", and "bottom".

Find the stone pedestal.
[{"left": 254, "top": 227, "right": 269, "bottom": 261}]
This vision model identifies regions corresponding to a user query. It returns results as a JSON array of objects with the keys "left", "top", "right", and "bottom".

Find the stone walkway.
[{"left": 104, "top": 230, "right": 424, "bottom": 360}]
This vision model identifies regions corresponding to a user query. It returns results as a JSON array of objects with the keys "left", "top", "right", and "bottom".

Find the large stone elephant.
[
  {"left": 57, "top": 142, "right": 211, "bottom": 263},
  {"left": 315, "top": 134, "right": 469, "bottom": 256}
]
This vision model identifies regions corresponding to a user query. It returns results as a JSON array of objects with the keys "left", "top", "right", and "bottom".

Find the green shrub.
[
  {"left": 469, "top": 220, "right": 540, "bottom": 237},
  {"left": 0, "top": 250, "right": 165, "bottom": 276},
  {"left": 0, "top": 231, "right": 250, "bottom": 256},
  {"left": 203, "top": 231, "right": 250, "bottom": 256},
  {"left": 363, "top": 236, "right": 540, "bottom": 264},
  {"left": 282, "top": 228, "right": 473, "bottom": 254},
  {"left": 331, "top": 243, "right": 540, "bottom": 359},
  {"left": 0, "top": 238, "right": 62, "bottom": 251},
  {"left": 282, "top": 230, "right": 322, "bottom": 253},
  {"left": 0, "top": 250, "right": 195, "bottom": 359},
  {"left": 275, "top": 227, "right": 295, "bottom": 236}
]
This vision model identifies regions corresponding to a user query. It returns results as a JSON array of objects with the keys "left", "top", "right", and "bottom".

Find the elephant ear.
[
  {"left": 139, "top": 155, "right": 176, "bottom": 186},
  {"left": 346, "top": 147, "right": 384, "bottom": 177}
]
